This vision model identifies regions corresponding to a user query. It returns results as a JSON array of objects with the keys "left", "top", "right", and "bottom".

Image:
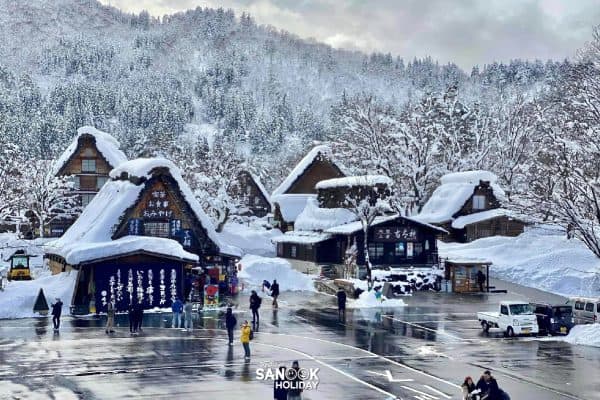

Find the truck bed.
[{"left": 477, "top": 311, "right": 500, "bottom": 321}]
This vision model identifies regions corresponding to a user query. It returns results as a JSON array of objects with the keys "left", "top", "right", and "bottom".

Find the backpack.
[
  {"left": 256, "top": 296, "right": 262, "bottom": 308},
  {"left": 249, "top": 329, "right": 254, "bottom": 340}
]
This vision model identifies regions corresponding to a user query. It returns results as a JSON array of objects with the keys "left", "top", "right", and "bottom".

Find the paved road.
[{"left": 0, "top": 279, "right": 597, "bottom": 399}]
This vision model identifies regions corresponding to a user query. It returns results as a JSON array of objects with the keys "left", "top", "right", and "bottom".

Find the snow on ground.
[
  {"left": 237, "top": 255, "right": 315, "bottom": 291},
  {"left": 439, "top": 225, "right": 600, "bottom": 297},
  {"left": 0, "top": 270, "right": 77, "bottom": 319},
  {"left": 552, "top": 324, "right": 600, "bottom": 348},
  {"left": 348, "top": 290, "right": 406, "bottom": 308},
  {"left": 217, "top": 220, "right": 281, "bottom": 257}
]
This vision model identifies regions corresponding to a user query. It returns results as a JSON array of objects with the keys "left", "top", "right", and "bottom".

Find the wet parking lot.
[{"left": 1, "top": 279, "right": 598, "bottom": 399}]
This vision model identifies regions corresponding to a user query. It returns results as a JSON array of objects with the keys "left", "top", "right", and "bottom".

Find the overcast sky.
[{"left": 101, "top": 0, "right": 600, "bottom": 70}]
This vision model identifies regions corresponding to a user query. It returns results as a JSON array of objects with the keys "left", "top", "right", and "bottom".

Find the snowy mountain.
[{"left": 0, "top": 0, "right": 563, "bottom": 171}]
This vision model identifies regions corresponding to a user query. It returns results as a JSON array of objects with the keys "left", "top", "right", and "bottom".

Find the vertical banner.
[{"left": 203, "top": 284, "right": 219, "bottom": 308}]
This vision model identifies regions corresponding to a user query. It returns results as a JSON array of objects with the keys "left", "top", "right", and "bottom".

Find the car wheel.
[
  {"left": 507, "top": 327, "right": 515, "bottom": 337},
  {"left": 482, "top": 321, "right": 490, "bottom": 333}
]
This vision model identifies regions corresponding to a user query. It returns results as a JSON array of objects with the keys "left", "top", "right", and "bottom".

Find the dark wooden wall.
[
  {"left": 231, "top": 171, "right": 271, "bottom": 217},
  {"left": 462, "top": 216, "right": 525, "bottom": 242},
  {"left": 286, "top": 155, "right": 344, "bottom": 194}
]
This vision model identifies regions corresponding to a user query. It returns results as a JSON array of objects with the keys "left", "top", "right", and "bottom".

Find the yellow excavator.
[{"left": 7, "top": 250, "right": 32, "bottom": 281}]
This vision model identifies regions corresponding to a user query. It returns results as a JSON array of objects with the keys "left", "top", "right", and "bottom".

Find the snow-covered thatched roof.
[
  {"left": 272, "top": 145, "right": 334, "bottom": 196},
  {"left": 416, "top": 171, "right": 507, "bottom": 224},
  {"left": 272, "top": 194, "right": 316, "bottom": 223},
  {"left": 315, "top": 175, "right": 393, "bottom": 190},
  {"left": 324, "top": 214, "right": 447, "bottom": 235},
  {"left": 451, "top": 208, "right": 514, "bottom": 229},
  {"left": 271, "top": 231, "right": 333, "bottom": 244},
  {"left": 52, "top": 126, "right": 128, "bottom": 176},
  {"left": 294, "top": 198, "right": 357, "bottom": 231},
  {"left": 46, "top": 158, "right": 240, "bottom": 264}
]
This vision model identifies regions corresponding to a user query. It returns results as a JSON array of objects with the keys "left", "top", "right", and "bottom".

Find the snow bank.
[
  {"left": 349, "top": 290, "right": 406, "bottom": 308},
  {"left": 0, "top": 271, "right": 77, "bottom": 319},
  {"left": 217, "top": 222, "right": 281, "bottom": 257},
  {"left": 315, "top": 175, "right": 393, "bottom": 190},
  {"left": 561, "top": 324, "right": 600, "bottom": 347},
  {"left": 237, "top": 255, "right": 315, "bottom": 291},
  {"left": 294, "top": 197, "right": 357, "bottom": 231},
  {"left": 439, "top": 226, "right": 600, "bottom": 297}
]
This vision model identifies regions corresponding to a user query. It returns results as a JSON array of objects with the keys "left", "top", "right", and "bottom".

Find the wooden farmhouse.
[
  {"left": 49, "top": 126, "right": 128, "bottom": 237},
  {"left": 45, "top": 158, "right": 241, "bottom": 314},
  {"left": 230, "top": 170, "right": 272, "bottom": 218},
  {"left": 271, "top": 145, "right": 345, "bottom": 231},
  {"left": 416, "top": 171, "right": 525, "bottom": 242},
  {"left": 273, "top": 176, "right": 446, "bottom": 277}
]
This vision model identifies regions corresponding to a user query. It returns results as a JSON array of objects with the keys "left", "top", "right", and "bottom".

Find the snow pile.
[
  {"left": 237, "top": 255, "right": 316, "bottom": 291},
  {"left": 294, "top": 197, "right": 357, "bottom": 231},
  {"left": 52, "top": 125, "right": 127, "bottom": 176},
  {"left": 562, "top": 324, "right": 600, "bottom": 348},
  {"left": 0, "top": 271, "right": 77, "bottom": 319},
  {"left": 417, "top": 170, "right": 506, "bottom": 224},
  {"left": 439, "top": 226, "right": 600, "bottom": 297},
  {"left": 349, "top": 290, "right": 406, "bottom": 308},
  {"left": 217, "top": 221, "right": 281, "bottom": 257},
  {"left": 315, "top": 175, "right": 393, "bottom": 190},
  {"left": 272, "top": 145, "right": 333, "bottom": 196}
]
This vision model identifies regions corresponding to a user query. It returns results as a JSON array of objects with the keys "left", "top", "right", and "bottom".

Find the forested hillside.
[{"left": 0, "top": 0, "right": 599, "bottom": 257}]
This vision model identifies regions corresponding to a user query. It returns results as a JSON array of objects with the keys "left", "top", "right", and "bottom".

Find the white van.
[{"left": 571, "top": 297, "right": 600, "bottom": 324}]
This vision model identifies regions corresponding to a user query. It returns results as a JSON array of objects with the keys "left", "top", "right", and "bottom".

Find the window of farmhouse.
[
  {"left": 96, "top": 176, "right": 108, "bottom": 190},
  {"left": 472, "top": 195, "right": 486, "bottom": 210},
  {"left": 144, "top": 222, "right": 170, "bottom": 238},
  {"left": 81, "top": 194, "right": 95, "bottom": 207},
  {"left": 291, "top": 245, "right": 297, "bottom": 258},
  {"left": 81, "top": 159, "right": 96, "bottom": 172},
  {"left": 254, "top": 196, "right": 261, "bottom": 205},
  {"left": 368, "top": 243, "right": 384, "bottom": 259}
]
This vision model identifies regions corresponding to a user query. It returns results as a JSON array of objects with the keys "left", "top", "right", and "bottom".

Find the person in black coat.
[
  {"left": 128, "top": 302, "right": 137, "bottom": 334},
  {"left": 135, "top": 301, "right": 144, "bottom": 333},
  {"left": 51, "top": 298, "right": 63, "bottom": 331},
  {"left": 477, "top": 270, "right": 486, "bottom": 292},
  {"left": 476, "top": 373, "right": 489, "bottom": 395},
  {"left": 336, "top": 288, "right": 347, "bottom": 320},
  {"left": 249, "top": 290, "right": 261, "bottom": 326},
  {"left": 225, "top": 307, "right": 237, "bottom": 345},
  {"left": 270, "top": 280, "right": 280, "bottom": 309},
  {"left": 273, "top": 366, "right": 288, "bottom": 400}
]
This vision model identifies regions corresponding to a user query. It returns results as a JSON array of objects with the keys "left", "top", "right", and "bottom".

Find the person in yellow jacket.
[{"left": 240, "top": 320, "right": 252, "bottom": 359}]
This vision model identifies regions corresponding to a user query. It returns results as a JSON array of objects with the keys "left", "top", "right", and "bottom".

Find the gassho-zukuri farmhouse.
[{"left": 44, "top": 158, "right": 241, "bottom": 314}]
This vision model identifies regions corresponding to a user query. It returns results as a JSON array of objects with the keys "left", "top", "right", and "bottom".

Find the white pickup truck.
[{"left": 477, "top": 301, "right": 539, "bottom": 336}]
